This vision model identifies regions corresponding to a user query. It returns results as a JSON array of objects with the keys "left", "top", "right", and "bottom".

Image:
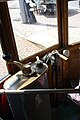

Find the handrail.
[{"left": 0, "top": 88, "right": 80, "bottom": 95}]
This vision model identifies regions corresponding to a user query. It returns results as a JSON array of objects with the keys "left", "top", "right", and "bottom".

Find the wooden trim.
[
  {"left": 21, "top": 44, "right": 59, "bottom": 64},
  {"left": 57, "top": 0, "right": 63, "bottom": 48},
  {"left": 61, "top": 0, "right": 68, "bottom": 47},
  {"left": 57, "top": 0, "right": 68, "bottom": 48},
  {"left": 0, "top": 2, "right": 19, "bottom": 74}
]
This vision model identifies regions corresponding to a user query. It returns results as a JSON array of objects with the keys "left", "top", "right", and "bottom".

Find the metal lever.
[
  {"left": 52, "top": 50, "right": 68, "bottom": 61},
  {"left": 2, "top": 54, "right": 32, "bottom": 75},
  {"left": 3, "top": 53, "right": 11, "bottom": 62},
  {"left": 35, "top": 56, "right": 43, "bottom": 67},
  {"left": 57, "top": 53, "right": 68, "bottom": 61}
]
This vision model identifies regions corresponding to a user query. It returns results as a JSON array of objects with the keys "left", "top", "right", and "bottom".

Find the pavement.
[{"left": 0, "top": 0, "right": 80, "bottom": 79}]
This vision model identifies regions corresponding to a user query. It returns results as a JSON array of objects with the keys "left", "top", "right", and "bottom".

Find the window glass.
[
  {"left": 7, "top": 0, "right": 58, "bottom": 60},
  {"left": 0, "top": 43, "right": 8, "bottom": 79},
  {"left": 68, "top": 0, "right": 80, "bottom": 45}
]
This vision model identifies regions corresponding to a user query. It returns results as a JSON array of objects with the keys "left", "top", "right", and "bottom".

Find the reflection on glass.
[
  {"left": 68, "top": 0, "right": 80, "bottom": 45},
  {"left": 8, "top": 0, "right": 58, "bottom": 60},
  {"left": 0, "top": 44, "right": 8, "bottom": 79}
]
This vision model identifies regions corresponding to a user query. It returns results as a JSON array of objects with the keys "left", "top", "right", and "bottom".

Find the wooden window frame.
[{"left": 0, "top": 0, "right": 68, "bottom": 74}]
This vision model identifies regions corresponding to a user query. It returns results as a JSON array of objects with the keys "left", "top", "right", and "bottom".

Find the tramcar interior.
[{"left": 0, "top": 0, "right": 80, "bottom": 120}]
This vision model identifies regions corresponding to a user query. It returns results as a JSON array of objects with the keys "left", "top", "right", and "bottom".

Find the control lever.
[
  {"left": 3, "top": 53, "right": 12, "bottom": 62},
  {"left": 51, "top": 50, "right": 68, "bottom": 61},
  {"left": 35, "top": 56, "right": 43, "bottom": 67},
  {"left": 2, "top": 54, "right": 35, "bottom": 76},
  {"left": 43, "top": 50, "right": 69, "bottom": 65}
]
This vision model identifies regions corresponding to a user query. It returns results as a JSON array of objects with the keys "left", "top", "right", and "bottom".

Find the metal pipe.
[{"left": 0, "top": 88, "right": 80, "bottom": 95}]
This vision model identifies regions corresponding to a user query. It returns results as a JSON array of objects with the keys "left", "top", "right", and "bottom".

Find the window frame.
[{"left": 0, "top": 0, "right": 69, "bottom": 74}]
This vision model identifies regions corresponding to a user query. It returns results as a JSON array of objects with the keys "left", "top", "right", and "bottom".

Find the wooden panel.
[
  {"left": 49, "top": 44, "right": 80, "bottom": 103},
  {"left": 63, "top": 44, "right": 80, "bottom": 87}
]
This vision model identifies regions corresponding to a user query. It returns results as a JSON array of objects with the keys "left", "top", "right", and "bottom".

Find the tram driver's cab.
[{"left": 0, "top": 0, "right": 80, "bottom": 120}]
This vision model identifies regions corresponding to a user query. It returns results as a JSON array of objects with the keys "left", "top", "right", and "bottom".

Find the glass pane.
[
  {"left": 7, "top": 0, "right": 58, "bottom": 60},
  {"left": 0, "top": 43, "right": 8, "bottom": 79},
  {"left": 68, "top": 0, "right": 80, "bottom": 45}
]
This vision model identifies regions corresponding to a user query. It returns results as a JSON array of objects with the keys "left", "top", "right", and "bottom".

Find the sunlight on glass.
[
  {"left": 68, "top": 0, "right": 80, "bottom": 45},
  {"left": 8, "top": 0, "right": 58, "bottom": 60},
  {"left": 0, "top": 44, "right": 8, "bottom": 78}
]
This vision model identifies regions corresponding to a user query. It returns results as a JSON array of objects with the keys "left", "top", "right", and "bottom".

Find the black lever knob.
[{"left": 2, "top": 54, "right": 12, "bottom": 62}]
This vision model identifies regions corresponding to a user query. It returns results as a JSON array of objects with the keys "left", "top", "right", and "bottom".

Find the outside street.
[{"left": 0, "top": 0, "right": 80, "bottom": 79}]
